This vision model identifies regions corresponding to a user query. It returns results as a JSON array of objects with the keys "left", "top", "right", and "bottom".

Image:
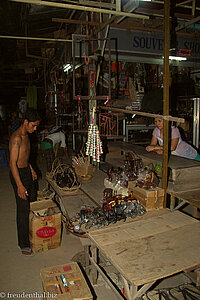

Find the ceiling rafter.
[
  {"left": 176, "top": 0, "right": 194, "bottom": 7},
  {"left": 135, "top": 7, "right": 199, "bottom": 22},
  {"left": 97, "top": 0, "right": 140, "bottom": 32},
  {"left": 150, "top": 0, "right": 200, "bottom": 12},
  {"left": 78, "top": 0, "right": 116, "bottom": 9},
  {"left": 9, "top": 0, "right": 149, "bottom": 19},
  {"left": 176, "top": 15, "right": 200, "bottom": 31},
  {"left": 52, "top": 18, "right": 101, "bottom": 26}
]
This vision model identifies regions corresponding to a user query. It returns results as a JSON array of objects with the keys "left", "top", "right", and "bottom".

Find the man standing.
[{"left": 9, "top": 110, "right": 40, "bottom": 256}]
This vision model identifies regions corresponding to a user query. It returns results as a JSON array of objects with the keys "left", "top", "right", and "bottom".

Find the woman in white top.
[{"left": 146, "top": 117, "right": 200, "bottom": 161}]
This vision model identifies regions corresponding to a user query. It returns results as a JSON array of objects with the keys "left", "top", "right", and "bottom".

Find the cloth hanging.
[{"left": 27, "top": 86, "right": 37, "bottom": 109}]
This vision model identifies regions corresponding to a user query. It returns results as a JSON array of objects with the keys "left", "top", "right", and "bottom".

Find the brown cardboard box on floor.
[
  {"left": 29, "top": 199, "right": 61, "bottom": 253},
  {"left": 40, "top": 262, "right": 93, "bottom": 300}
]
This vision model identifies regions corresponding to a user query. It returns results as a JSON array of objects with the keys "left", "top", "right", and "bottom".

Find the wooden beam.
[
  {"left": 192, "top": 0, "right": 196, "bottom": 17},
  {"left": 0, "top": 35, "right": 72, "bottom": 42},
  {"left": 52, "top": 17, "right": 100, "bottom": 26},
  {"left": 135, "top": 7, "right": 197, "bottom": 21},
  {"left": 78, "top": 0, "right": 116, "bottom": 9},
  {"left": 162, "top": 0, "right": 170, "bottom": 207},
  {"left": 115, "top": 0, "right": 139, "bottom": 24},
  {"left": 176, "top": 15, "right": 200, "bottom": 31},
  {"left": 116, "top": 0, "right": 121, "bottom": 12},
  {"left": 110, "top": 22, "right": 200, "bottom": 37},
  {"left": 98, "top": 0, "right": 140, "bottom": 32},
  {"left": 98, "top": 106, "right": 185, "bottom": 123},
  {"left": 176, "top": 0, "right": 193, "bottom": 7},
  {"left": 9, "top": 0, "right": 149, "bottom": 19},
  {"left": 79, "top": 0, "right": 116, "bottom": 9}
]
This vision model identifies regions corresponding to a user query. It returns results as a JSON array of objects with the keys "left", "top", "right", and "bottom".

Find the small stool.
[{"left": 0, "top": 149, "right": 8, "bottom": 167}]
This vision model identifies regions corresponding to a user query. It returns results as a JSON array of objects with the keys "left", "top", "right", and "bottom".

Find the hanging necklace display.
[{"left": 86, "top": 107, "right": 103, "bottom": 163}]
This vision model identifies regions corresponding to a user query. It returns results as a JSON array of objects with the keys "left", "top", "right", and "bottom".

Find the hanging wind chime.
[{"left": 86, "top": 108, "right": 103, "bottom": 163}]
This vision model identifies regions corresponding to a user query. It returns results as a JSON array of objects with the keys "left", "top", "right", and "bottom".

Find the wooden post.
[{"left": 162, "top": 0, "right": 170, "bottom": 207}]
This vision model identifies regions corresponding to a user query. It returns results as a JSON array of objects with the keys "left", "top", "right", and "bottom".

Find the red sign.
[
  {"left": 36, "top": 226, "right": 57, "bottom": 238},
  {"left": 178, "top": 48, "right": 192, "bottom": 57}
]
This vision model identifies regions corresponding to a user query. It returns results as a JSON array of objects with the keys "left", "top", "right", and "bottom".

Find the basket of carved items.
[
  {"left": 73, "top": 156, "right": 96, "bottom": 181},
  {"left": 47, "top": 158, "right": 80, "bottom": 194}
]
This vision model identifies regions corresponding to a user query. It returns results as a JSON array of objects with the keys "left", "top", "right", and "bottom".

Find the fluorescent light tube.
[{"left": 162, "top": 56, "right": 187, "bottom": 61}]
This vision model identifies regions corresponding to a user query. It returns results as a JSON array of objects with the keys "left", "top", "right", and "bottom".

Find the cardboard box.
[
  {"left": 40, "top": 262, "right": 93, "bottom": 300},
  {"left": 29, "top": 200, "right": 61, "bottom": 253},
  {"left": 128, "top": 182, "right": 164, "bottom": 210}
]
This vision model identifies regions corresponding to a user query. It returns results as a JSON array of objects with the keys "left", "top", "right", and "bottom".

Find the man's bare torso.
[{"left": 9, "top": 127, "right": 30, "bottom": 168}]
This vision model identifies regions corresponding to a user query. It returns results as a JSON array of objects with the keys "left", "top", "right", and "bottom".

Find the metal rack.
[{"left": 125, "top": 123, "right": 155, "bottom": 143}]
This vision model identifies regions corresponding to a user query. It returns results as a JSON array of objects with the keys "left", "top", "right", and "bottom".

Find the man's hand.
[
  {"left": 29, "top": 164, "right": 37, "bottom": 180},
  {"left": 17, "top": 184, "right": 28, "bottom": 200}
]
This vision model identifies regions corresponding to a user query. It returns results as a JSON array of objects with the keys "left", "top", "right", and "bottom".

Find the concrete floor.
[
  {"left": 0, "top": 146, "right": 122, "bottom": 300},
  {"left": 0, "top": 142, "right": 195, "bottom": 300}
]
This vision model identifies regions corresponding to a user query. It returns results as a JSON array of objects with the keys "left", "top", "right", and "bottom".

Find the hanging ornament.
[{"left": 86, "top": 107, "right": 103, "bottom": 163}]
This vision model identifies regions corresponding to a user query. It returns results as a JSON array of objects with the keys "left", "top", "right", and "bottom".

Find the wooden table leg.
[
  {"left": 197, "top": 269, "right": 200, "bottom": 286},
  {"left": 91, "top": 245, "right": 98, "bottom": 285},
  {"left": 184, "top": 268, "right": 200, "bottom": 286},
  {"left": 121, "top": 274, "right": 156, "bottom": 300},
  {"left": 121, "top": 275, "right": 132, "bottom": 300},
  {"left": 54, "top": 195, "right": 70, "bottom": 233},
  {"left": 84, "top": 244, "right": 90, "bottom": 276},
  {"left": 169, "top": 194, "right": 187, "bottom": 212},
  {"left": 193, "top": 207, "right": 200, "bottom": 219},
  {"left": 170, "top": 195, "right": 175, "bottom": 210}
]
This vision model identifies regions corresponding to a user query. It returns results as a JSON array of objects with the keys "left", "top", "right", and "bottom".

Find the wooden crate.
[
  {"left": 128, "top": 182, "right": 164, "bottom": 210},
  {"left": 29, "top": 200, "right": 61, "bottom": 253},
  {"left": 40, "top": 262, "right": 93, "bottom": 300}
]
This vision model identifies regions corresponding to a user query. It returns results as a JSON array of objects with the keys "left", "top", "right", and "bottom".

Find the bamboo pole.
[
  {"left": 162, "top": 0, "right": 170, "bottom": 207},
  {"left": 0, "top": 35, "right": 72, "bottom": 42},
  {"left": 98, "top": 106, "right": 185, "bottom": 124},
  {"left": 9, "top": 0, "right": 149, "bottom": 19},
  {"left": 52, "top": 18, "right": 101, "bottom": 26}
]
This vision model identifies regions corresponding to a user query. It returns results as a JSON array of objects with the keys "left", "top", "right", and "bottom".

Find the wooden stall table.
[
  {"left": 168, "top": 188, "right": 200, "bottom": 218},
  {"left": 45, "top": 174, "right": 82, "bottom": 222},
  {"left": 113, "top": 142, "right": 200, "bottom": 191},
  {"left": 111, "top": 142, "right": 200, "bottom": 215},
  {"left": 45, "top": 169, "right": 107, "bottom": 231},
  {"left": 86, "top": 209, "right": 200, "bottom": 300}
]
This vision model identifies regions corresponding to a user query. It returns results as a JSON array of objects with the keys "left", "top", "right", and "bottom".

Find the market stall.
[{"left": 87, "top": 210, "right": 200, "bottom": 300}]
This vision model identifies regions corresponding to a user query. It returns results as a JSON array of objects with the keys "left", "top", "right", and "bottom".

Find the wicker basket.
[
  {"left": 74, "top": 164, "right": 96, "bottom": 180},
  {"left": 48, "top": 158, "right": 80, "bottom": 194}
]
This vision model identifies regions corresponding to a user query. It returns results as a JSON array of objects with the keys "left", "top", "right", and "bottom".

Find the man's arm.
[
  {"left": 9, "top": 136, "right": 27, "bottom": 200},
  {"left": 63, "top": 147, "right": 69, "bottom": 159},
  {"left": 29, "top": 163, "right": 37, "bottom": 180},
  {"left": 60, "top": 132, "right": 69, "bottom": 159}
]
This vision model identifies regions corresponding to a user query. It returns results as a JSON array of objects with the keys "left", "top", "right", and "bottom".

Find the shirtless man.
[{"left": 9, "top": 110, "right": 40, "bottom": 256}]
